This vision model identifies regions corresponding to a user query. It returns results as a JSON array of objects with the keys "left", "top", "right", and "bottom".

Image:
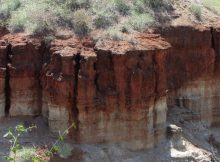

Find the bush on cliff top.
[
  {"left": 72, "top": 9, "right": 91, "bottom": 36},
  {"left": 9, "top": 0, "right": 58, "bottom": 34},
  {"left": 0, "top": 0, "right": 175, "bottom": 37},
  {"left": 0, "top": 0, "right": 20, "bottom": 24},
  {"left": 203, "top": 0, "right": 220, "bottom": 14},
  {"left": 191, "top": 4, "right": 202, "bottom": 21}
]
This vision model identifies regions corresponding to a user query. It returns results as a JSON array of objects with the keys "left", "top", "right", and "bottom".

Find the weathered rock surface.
[
  {"left": 0, "top": 25, "right": 220, "bottom": 150},
  {"left": 162, "top": 26, "right": 220, "bottom": 126},
  {"left": 40, "top": 35, "right": 170, "bottom": 149},
  {"left": 42, "top": 38, "right": 81, "bottom": 132},
  {"left": 77, "top": 44, "right": 168, "bottom": 148},
  {"left": 2, "top": 34, "right": 43, "bottom": 116}
]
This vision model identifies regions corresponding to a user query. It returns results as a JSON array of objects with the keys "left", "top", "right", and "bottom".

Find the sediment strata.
[{"left": 0, "top": 25, "right": 219, "bottom": 149}]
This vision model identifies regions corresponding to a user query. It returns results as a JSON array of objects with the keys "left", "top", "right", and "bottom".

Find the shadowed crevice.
[
  {"left": 72, "top": 53, "right": 82, "bottom": 130},
  {"left": 152, "top": 51, "right": 159, "bottom": 129},
  {"left": 5, "top": 43, "right": 12, "bottom": 116},
  {"left": 210, "top": 27, "right": 216, "bottom": 51},
  {"left": 210, "top": 27, "right": 220, "bottom": 72},
  {"left": 36, "top": 40, "right": 51, "bottom": 116}
]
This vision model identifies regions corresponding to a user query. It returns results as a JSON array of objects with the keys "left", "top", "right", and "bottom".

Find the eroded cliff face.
[
  {"left": 0, "top": 25, "right": 220, "bottom": 150},
  {"left": 161, "top": 26, "right": 220, "bottom": 126},
  {"left": 39, "top": 35, "right": 170, "bottom": 149},
  {"left": 8, "top": 36, "right": 43, "bottom": 116}
]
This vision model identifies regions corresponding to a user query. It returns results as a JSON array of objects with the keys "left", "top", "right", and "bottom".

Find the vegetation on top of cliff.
[
  {"left": 190, "top": 4, "right": 202, "bottom": 20},
  {"left": 0, "top": 0, "right": 172, "bottom": 37},
  {"left": 203, "top": 0, "right": 220, "bottom": 14},
  {"left": 0, "top": 0, "right": 220, "bottom": 39}
]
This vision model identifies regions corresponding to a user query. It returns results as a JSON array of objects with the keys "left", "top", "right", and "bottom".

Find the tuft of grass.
[
  {"left": 0, "top": 0, "right": 21, "bottom": 23},
  {"left": 107, "top": 27, "right": 122, "bottom": 41},
  {"left": 92, "top": 0, "right": 118, "bottom": 29},
  {"left": 9, "top": 0, "right": 58, "bottom": 35},
  {"left": 55, "top": 0, "right": 91, "bottom": 11},
  {"left": 113, "top": 0, "right": 130, "bottom": 15},
  {"left": 4, "top": 123, "right": 76, "bottom": 162},
  {"left": 133, "top": 0, "right": 146, "bottom": 14},
  {"left": 203, "top": 0, "right": 220, "bottom": 14},
  {"left": 73, "top": 9, "right": 91, "bottom": 36},
  {"left": 8, "top": 9, "right": 27, "bottom": 33},
  {"left": 126, "top": 12, "right": 154, "bottom": 32},
  {"left": 12, "top": 147, "right": 36, "bottom": 162},
  {"left": 93, "top": 11, "right": 114, "bottom": 29},
  {"left": 191, "top": 4, "right": 202, "bottom": 20},
  {"left": 147, "top": 0, "right": 172, "bottom": 10}
]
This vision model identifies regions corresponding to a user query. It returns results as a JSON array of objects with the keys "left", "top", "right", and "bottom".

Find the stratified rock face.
[
  {"left": 161, "top": 26, "right": 220, "bottom": 126},
  {"left": 0, "top": 25, "right": 220, "bottom": 151},
  {"left": 77, "top": 49, "right": 167, "bottom": 149},
  {"left": 41, "top": 36, "right": 170, "bottom": 149},
  {"left": 42, "top": 44, "right": 75, "bottom": 132},
  {"left": 5, "top": 35, "right": 43, "bottom": 116}
]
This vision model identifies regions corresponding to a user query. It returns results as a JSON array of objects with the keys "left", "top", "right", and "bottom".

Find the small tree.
[
  {"left": 4, "top": 124, "right": 36, "bottom": 162},
  {"left": 4, "top": 123, "right": 75, "bottom": 162}
]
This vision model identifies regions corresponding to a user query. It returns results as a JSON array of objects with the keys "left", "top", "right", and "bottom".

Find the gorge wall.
[{"left": 0, "top": 25, "right": 219, "bottom": 150}]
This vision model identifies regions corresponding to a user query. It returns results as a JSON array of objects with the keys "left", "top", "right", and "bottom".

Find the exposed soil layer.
[{"left": 0, "top": 25, "right": 220, "bottom": 150}]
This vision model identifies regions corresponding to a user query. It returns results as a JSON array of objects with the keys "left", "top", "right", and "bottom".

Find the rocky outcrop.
[
  {"left": 41, "top": 38, "right": 80, "bottom": 132},
  {"left": 3, "top": 35, "right": 44, "bottom": 116},
  {"left": 0, "top": 25, "right": 220, "bottom": 150},
  {"left": 40, "top": 35, "right": 171, "bottom": 149},
  {"left": 77, "top": 43, "right": 169, "bottom": 148},
  {"left": 161, "top": 26, "right": 220, "bottom": 126}
]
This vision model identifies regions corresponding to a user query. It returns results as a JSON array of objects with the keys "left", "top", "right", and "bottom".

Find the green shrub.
[
  {"left": 0, "top": 0, "right": 21, "bottom": 23},
  {"left": 0, "top": 0, "right": 172, "bottom": 37},
  {"left": 3, "top": 124, "right": 36, "bottom": 162},
  {"left": 133, "top": 0, "right": 146, "bottom": 14},
  {"left": 203, "top": 0, "right": 220, "bottom": 14},
  {"left": 92, "top": 0, "right": 118, "bottom": 29},
  {"left": 8, "top": 9, "right": 26, "bottom": 32},
  {"left": 107, "top": 27, "right": 122, "bottom": 41},
  {"left": 191, "top": 4, "right": 202, "bottom": 20},
  {"left": 13, "top": 147, "right": 36, "bottom": 162},
  {"left": 4, "top": 123, "right": 76, "bottom": 162},
  {"left": 113, "top": 0, "right": 130, "bottom": 15},
  {"left": 62, "top": 0, "right": 91, "bottom": 11},
  {"left": 145, "top": 0, "right": 172, "bottom": 11},
  {"left": 148, "top": 0, "right": 163, "bottom": 8},
  {"left": 93, "top": 10, "right": 116, "bottom": 29},
  {"left": 9, "top": 0, "right": 58, "bottom": 35},
  {"left": 73, "top": 9, "right": 91, "bottom": 36},
  {"left": 126, "top": 13, "right": 154, "bottom": 32},
  {"left": 94, "top": 14, "right": 111, "bottom": 29}
]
